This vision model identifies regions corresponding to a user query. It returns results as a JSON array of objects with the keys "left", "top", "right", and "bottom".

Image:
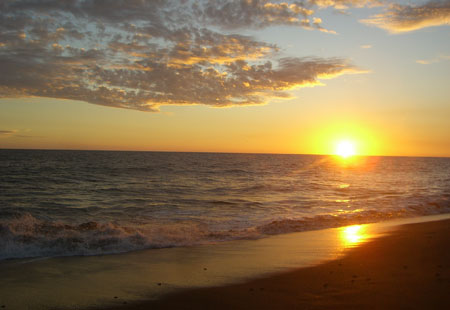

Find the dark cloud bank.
[{"left": 5, "top": 0, "right": 440, "bottom": 111}]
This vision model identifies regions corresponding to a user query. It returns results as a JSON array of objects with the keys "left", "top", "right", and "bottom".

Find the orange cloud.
[
  {"left": 416, "top": 54, "right": 450, "bottom": 65},
  {"left": 361, "top": 1, "right": 450, "bottom": 33}
]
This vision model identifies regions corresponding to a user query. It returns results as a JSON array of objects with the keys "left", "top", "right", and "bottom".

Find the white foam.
[{"left": 1, "top": 198, "right": 450, "bottom": 261}]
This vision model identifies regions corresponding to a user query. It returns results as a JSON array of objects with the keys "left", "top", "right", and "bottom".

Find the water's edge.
[{"left": 1, "top": 214, "right": 449, "bottom": 310}]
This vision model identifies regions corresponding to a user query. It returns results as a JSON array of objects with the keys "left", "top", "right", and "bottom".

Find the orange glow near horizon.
[
  {"left": 303, "top": 119, "right": 383, "bottom": 157},
  {"left": 1, "top": 98, "right": 448, "bottom": 157}
]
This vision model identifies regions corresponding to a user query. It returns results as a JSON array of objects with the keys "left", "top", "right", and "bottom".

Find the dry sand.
[{"left": 100, "top": 219, "right": 450, "bottom": 310}]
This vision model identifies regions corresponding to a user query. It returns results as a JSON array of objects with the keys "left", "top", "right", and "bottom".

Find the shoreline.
[
  {"left": 98, "top": 218, "right": 450, "bottom": 310},
  {"left": 0, "top": 215, "right": 448, "bottom": 309}
]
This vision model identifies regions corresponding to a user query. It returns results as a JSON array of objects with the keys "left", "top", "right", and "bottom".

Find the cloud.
[
  {"left": 416, "top": 54, "right": 450, "bottom": 64},
  {"left": 360, "top": 44, "right": 372, "bottom": 49},
  {"left": 361, "top": 0, "right": 450, "bottom": 33},
  {"left": 0, "top": 130, "right": 18, "bottom": 138},
  {"left": 0, "top": 130, "right": 16, "bottom": 136},
  {"left": 0, "top": 129, "right": 36, "bottom": 138},
  {"left": 198, "top": 1, "right": 380, "bottom": 31},
  {"left": 198, "top": 0, "right": 314, "bottom": 29},
  {"left": 0, "top": 0, "right": 367, "bottom": 112},
  {"left": 311, "top": 0, "right": 382, "bottom": 10}
]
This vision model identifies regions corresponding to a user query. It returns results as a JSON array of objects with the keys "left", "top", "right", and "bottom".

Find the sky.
[{"left": 0, "top": 0, "right": 449, "bottom": 157}]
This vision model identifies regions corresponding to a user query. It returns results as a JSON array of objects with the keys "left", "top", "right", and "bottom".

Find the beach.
[
  {"left": 100, "top": 218, "right": 450, "bottom": 310},
  {"left": 1, "top": 0, "right": 449, "bottom": 308}
]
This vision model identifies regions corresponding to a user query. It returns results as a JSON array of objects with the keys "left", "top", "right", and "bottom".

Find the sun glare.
[
  {"left": 340, "top": 225, "right": 368, "bottom": 247},
  {"left": 335, "top": 140, "right": 356, "bottom": 158}
]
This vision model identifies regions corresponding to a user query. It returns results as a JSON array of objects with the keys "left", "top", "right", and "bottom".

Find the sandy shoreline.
[{"left": 98, "top": 219, "right": 450, "bottom": 310}]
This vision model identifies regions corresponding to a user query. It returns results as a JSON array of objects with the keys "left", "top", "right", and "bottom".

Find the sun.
[{"left": 335, "top": 140, "right": 356, "bottom": 158}]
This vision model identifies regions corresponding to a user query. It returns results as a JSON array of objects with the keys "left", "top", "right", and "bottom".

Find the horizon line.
[{"left": 0, "top": 147, "right": 449, "bottom": 159}]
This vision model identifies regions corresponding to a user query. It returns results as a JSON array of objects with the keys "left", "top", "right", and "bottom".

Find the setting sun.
[{"left": 335, "top": 140, "right": 356, "bottom": 158}]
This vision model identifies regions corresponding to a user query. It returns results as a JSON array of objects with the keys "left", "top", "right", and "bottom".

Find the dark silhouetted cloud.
[
  {"left": 0, "top": 130, "right": 17, "bottom": 136},
  {"left": 361, "top": 0, "right": 450, "bottom": 33},
  {"left": 0, "top": 0, "right": 368, "bottom": 111}
]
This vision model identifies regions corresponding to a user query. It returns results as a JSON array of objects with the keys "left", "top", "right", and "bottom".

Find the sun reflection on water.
[{"left": 340, "top": 225, "right": 368, "bottom": 248}]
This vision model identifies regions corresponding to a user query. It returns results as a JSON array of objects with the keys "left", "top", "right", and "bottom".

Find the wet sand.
[{"left": 101, "top": 219, "right": 450, "bottom": 310}]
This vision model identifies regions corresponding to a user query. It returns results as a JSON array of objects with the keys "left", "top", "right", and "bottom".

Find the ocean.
[{"left": 1, "top": 149, "right": 450, "bottom": 261}]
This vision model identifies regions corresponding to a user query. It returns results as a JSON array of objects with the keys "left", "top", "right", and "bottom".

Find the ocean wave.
[
  {"left": 0, "top": 213, "right": 260, "bottom": 260},
  {"left": 1, "top": 197, "right": 450, "bottom": 261},
  {"left": 262, "top": 197, "right": 450, "bottom": 233},
  {"left": 257, "top": 210, "right": 408, "bottom": 235}
]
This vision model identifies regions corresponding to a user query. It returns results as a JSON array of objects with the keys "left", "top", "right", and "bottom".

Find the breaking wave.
[{"left": 1, "top": 197, "right": 449, "bottom": 260}]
